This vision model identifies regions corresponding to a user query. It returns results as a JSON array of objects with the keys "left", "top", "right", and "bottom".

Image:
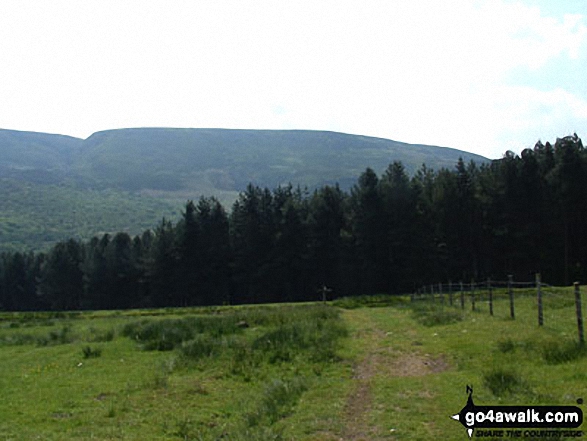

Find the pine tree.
[{"left": 38, "top": 239, "right": 84, "bottom": 310}]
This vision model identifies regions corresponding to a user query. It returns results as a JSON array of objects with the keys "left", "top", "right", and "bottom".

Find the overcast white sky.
[{"left": 0, "top": 0, "right": 585, "bottom": 158}]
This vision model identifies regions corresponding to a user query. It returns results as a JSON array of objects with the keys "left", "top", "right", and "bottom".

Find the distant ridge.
[{"left": 0, "top": 127, "right": 488, "bottom": 251}]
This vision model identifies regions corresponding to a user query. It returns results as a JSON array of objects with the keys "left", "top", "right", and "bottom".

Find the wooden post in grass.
[
  {"left": 471, "top": 279, "right": 476, "bottom": 311},
  {"left": 536, "top": 273, "right": 543, "bottom": 326},
  {"left": 318, "top": 285, "right": 332, "bottom": 303},
  {"left": 439, "top": 283, "right": 444, "bottom": 305},
  {"left": 488, "top": 278, "right": 494, "bottom": 316},
  {"left": 508, "top": 275, "right": 515, "bottom": 319},
  {"left": 448, "top": 280, "right": 453, "bottom": 306},
  {"left": 574, "top": 282, "right": 584, "bottom": 345},
  {"left": 460, "top": 281, "right": 465, "bottom": 309}
]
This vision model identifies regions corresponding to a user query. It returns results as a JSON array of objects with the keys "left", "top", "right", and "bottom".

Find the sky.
[{"left": 0, "top": 1, "right": 585, "bottom": 159}]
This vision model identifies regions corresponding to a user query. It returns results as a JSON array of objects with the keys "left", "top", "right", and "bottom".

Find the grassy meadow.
[{"left": 0, "top": 288, "right": 585, "bottom": 440}]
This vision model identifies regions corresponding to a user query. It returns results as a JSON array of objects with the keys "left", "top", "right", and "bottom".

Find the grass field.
[{"left": 0, "top": 289, "right": 585, "bottom": 440}]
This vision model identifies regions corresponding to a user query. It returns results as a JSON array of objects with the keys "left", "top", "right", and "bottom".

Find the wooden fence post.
[
  {"left": 575, "top": 282, "right": 584, "bottom": 345},
  {"left": 508, "top": 275, "right": 515, "bottom": 319},
  {"left": 439, "top": 283, "right": 444, "bottom": 305},
  {"left": 536, "top": 273, "right": 543, "bottom": 326},
  {"left": 448, "top": 280, "right": 453, "bottom": 306},
  {"left": 430, "top": 284, "right": 434, "bottom": 302},
  {"left": 471, "top": 279, "right": 476, "bottom": 311},
  {"left": 460, "top": 281, "right": 465, "bottom": 309},
  {"left": 488, "top": 278, "right": 493, "bottom": 316}
]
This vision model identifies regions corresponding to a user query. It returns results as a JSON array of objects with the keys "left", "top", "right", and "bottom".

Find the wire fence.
[{"left": 412, "top": 274, "right": 585, "bottom": 345}]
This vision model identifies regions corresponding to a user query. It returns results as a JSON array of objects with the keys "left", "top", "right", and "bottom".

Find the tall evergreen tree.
[
  {"left": 176, "top": 201, "right": 201, "bottom": 306},
  {"left": 81, "top": 235, "right": 110, "bottom": 310},
  {"left": 148, "top": 219, "right": 178, "bottom": 307},
  {"left": 38, "top": 239, "right": 84, "bottom": 310},
  {"left": 379, "top": 161, "right": 419, "bottom": 292},
  {"left": 195, "top": 197, "right": 231, "bottom": 305},
  {"left": 308, "top": 185, "right": 346, "bottom": 295},
  {"left": 230, "top": 185, "right": 276, "bottom": 303},
  {"left": 349, "top": 168, "right": 386, "bottom": 294}
]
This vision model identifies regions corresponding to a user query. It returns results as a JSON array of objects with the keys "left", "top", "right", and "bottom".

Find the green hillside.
[{"left": 0, "top": 128, "right": 489, "bottom": 251}]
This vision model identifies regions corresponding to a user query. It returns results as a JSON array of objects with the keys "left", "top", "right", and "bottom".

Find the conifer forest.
[{"left": 1, "top": 135, "right": 585, "bottom": 311}]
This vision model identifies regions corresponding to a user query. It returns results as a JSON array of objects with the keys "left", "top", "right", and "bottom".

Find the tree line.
[{"left": 0, "top": 134, "right": 585, "bottom": 311}]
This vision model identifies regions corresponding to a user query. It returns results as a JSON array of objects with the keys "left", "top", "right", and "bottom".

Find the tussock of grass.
[
  {"left": 483, "top": 368, "right": 527, "bottom": 397},
  {"left": 245, "top": 377, "right": 308, "bottom": 427},
  {"left": 122, "top": 315, "right": 243, "bottom": 351},
  {"left": 496, "top": 338, "right": 516, "bottom": 353},
  {"left": 410, "top": 303, "right": 464, "bottom": 327},
  {"left": 496, "top": 336, "right": 587, "bottom": 365},
  {"left": 81, "top": 345, "right": 102, "bottom": 359},
  {"left": 122, "top": 305, "right": 347, "bottom": 369},
  {"left": 252, "top": 319, "right": 347, "bottom": 363},
  {"left": 89, "top": 328, "right": 115, "bottom": 342},
  {"left": 542, "top": 340, "right": 587, "bottom": 364},
  {"left": 332, "top": 294, "right": 408, "bottom": 309},
  {"left": 36, "top": 325, "right": 74, "bottom": 346},
  {"left": 0, "top": 332, "right": 37, "bottom": 346},
  {"left": 180, "top": 334, "right": 223, "bottom": 361}
]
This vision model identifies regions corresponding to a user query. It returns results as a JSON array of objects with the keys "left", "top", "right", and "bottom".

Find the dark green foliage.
[
  {"left": 496, "top": 338, "right": 516, "bottom": 353},
  {"left": 37, "top": 239, "right": 84, "bottom": 310},
  {"left": 1, "top": 133, "right": 587, "bottom": 311},
  {"left": 483, "top": 368, "right": 526, "bottom": 397},
  {"left": 82, "top": 345, "right": 102, "bottom": 359},
  {"left": 0, "top": 128, "right": 485, "bottom": 253}
]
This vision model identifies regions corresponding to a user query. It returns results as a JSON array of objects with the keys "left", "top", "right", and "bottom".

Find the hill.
[{"left": 0, "top": 128, "right": 488, "bottom": 251}]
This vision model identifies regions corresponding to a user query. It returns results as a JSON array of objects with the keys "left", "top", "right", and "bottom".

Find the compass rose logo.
[{"left": 451, "top": 385, "right": 476, "bottom": 438}]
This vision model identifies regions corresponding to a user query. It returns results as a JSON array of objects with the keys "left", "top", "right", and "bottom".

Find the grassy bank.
[{"left": 0, "top": 290, "right": 585, "bottom": 440}]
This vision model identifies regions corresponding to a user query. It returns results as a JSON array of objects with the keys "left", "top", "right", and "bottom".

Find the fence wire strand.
[{"left": 414, "top": 276, "right": 585, "bottom": 344}]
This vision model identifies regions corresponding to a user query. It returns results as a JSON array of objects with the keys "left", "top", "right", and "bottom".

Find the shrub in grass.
[
  {"left": 497, "top": 338, "right": 516, "bottom": 353},
  {"left": 36, "top": 325, "right": 74, "bottom": 346},
  {"left": 82, "top": 345, "right": 102, "bottom": 359},
  {"left": 245, "top": 377, "right": 308, "bottom": 427},
  {"left": 123, "top": 315, "right": 243, "bottom": 351},
  {"left": 90, "top": 328, "right": 115, "bottom": 342},
  {"left": 252, "top": 317, "right": 347, "bottom": 363},
  {"left": 149, "top": 371, "right": 169, "bottom": 389},
  {"left": 333, "top": 294, "right": 408, "bottom": 309},
  {"left": 174, "top": 417, "right": 196, "bottom": 440},
  {"left": 1, "top": 332, "right": 37, "bottom": 346},
  {"left": 235, "top": 304, "right": 340, "bottom": 328},
  {"left": 542, "top": 340, "right": 587, "bottom": 364},
  {"left": 483, "top": 368, "right": 525, "bottom": 397},
  {"left": 410, "top": 303, "right": 464, "bottom": 327},
  {"left": 229, "top": 340, "right": 260, "bottom": 379},
  {"left": 180, "top": 334, "right": 218, "bottom": 361}
]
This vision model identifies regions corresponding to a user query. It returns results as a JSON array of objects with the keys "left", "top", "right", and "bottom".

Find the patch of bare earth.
[{"left": 340, "top": 335, "right": 449, "bottom": 440}]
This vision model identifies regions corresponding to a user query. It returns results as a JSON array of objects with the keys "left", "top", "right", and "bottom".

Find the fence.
[{"left": 412, "top": 274, "right": 585, "bottom": 345}]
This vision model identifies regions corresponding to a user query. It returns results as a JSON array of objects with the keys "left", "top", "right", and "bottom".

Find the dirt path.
[
  {"left": 339, "top": 309, "right": 448, "bottom": 440},
  {"left": 339, "top": 313, "right": 386, "bottom": 441}
]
